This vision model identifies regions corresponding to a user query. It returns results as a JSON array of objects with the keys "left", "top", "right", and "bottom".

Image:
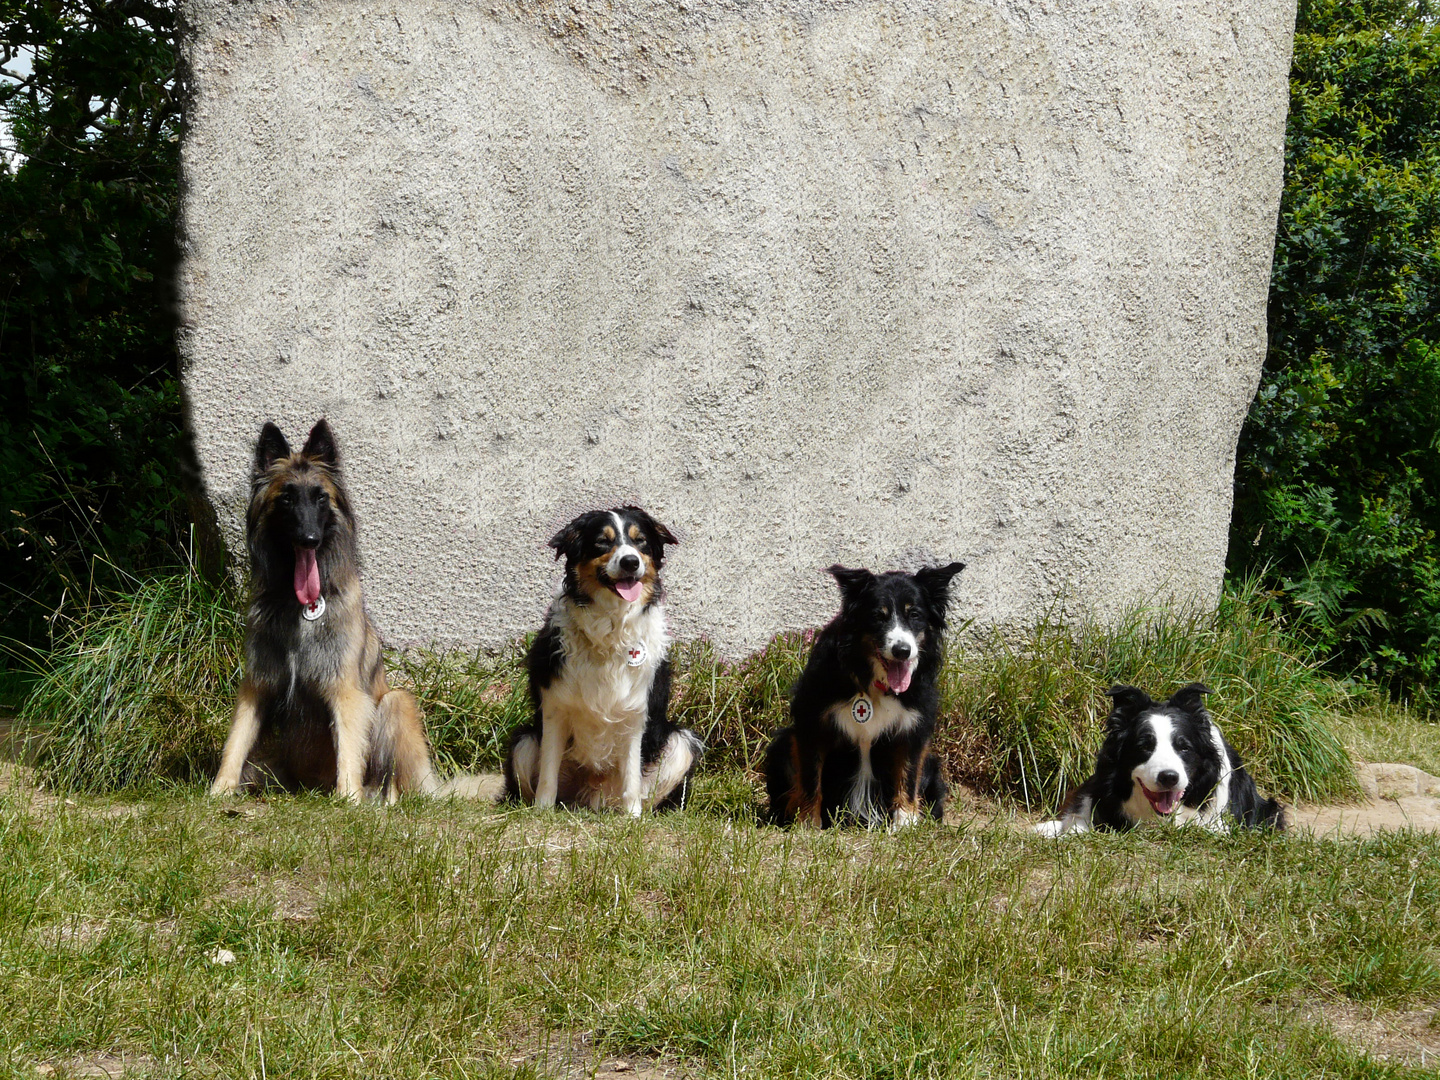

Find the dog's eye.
[{"left": 880, "top": 607, "right": 890, "bottom": 618}]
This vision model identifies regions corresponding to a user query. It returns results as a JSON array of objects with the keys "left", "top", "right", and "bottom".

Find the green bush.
[
  {"left": 1232, "top": 0, "right": 1440, "bottom": 699},
  {"left": 1, "top": 1, "right": 200, "bottom": 647}
]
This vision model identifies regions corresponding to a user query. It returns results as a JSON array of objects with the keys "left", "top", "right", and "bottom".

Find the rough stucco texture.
[{"left": 179, "top": 0, "right": 1295, "bottom": 654}]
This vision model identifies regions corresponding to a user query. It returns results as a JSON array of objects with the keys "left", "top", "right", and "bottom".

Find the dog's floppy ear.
[
  {"left": 301, "top": 419, "right": 339, "bottom": 467},
  {"left": 622, "top": 505, "right": 679, "bottom": 569},
  {"left": 914, "top": 561, "right": 966, "bottom": 623},
  {"left": 254, "top": 423, "right": 291, "bottom": 474},
  {"left": 1105, "top": 685, "right": 1154, "bottom": 727},
  {"left": 548, "top": 519, "right": 585, "bottom": 562},
  {"left": 1167, "top": 683, "right": 1212, "bottom": 714},
  {"left": 827, "top": 564, "right": 874, "bottom": 606}
]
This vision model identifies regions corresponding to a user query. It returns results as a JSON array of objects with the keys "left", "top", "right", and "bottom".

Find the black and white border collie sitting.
[
  {"left": 1035, "top": 683, "right": 1286, "bottom": 836},
  {"left": 764, "top": 562, "right": 966, "bottom": 829},
  {"left": 502, "top": 507, "right": 703, "bottom": 816}
]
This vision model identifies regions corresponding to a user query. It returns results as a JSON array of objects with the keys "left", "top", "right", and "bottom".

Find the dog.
[
  {"left": 210, "top": 419, "right": 437, "bottom": 802},
  {"left": 1034, "top": 683, "right": 1286, "bottom": 836},
  {"left": 502, "top": 507, "right": 703, "bottom": 816},
  {"left": 764, "top": 561, "right": 966, "bottom": 828}
]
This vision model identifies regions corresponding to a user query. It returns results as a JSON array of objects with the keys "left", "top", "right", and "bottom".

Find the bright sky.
[{"left": 1, "top": 45, "right": 35, "bottom": 167}]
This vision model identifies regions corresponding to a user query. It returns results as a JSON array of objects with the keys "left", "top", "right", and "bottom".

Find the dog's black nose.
[
  {"left": 1157, "top": 770, "right": 1180, "bottom": 789},
  {"left": 890, "top": 642, "right": 912, "bottom": 660},
  {"left": 300, "top": 533, "right": 320, "bottom": 548},
  {"left": 619, "top": 553, "right": 640, "bottom": 575}
]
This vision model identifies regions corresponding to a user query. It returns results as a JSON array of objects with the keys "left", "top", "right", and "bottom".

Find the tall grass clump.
[
  {"left": 388, "top": 645, "right": 531, "bottom": 774},
  {"left": 668, "top": 633, "right": 809, "bottom": 772},
  {"left": 939, "top": 578, "right": 1361, "bottom": 810},
  {"left": 12, "top": 569, "right": 243, "bottom": 792}
]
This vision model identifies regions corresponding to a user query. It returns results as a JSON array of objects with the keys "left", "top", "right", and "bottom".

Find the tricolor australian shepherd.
[
  {"left": 502, "top": 507, "right": 704, "bottom": 816},
  {"left": 1034, "top": 683, "right": 1286, "bottom": 836},
  {"left": 764, "top": 562, "right": 966, "bottom": 828}
]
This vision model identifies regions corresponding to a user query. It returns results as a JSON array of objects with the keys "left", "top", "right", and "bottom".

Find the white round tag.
[
  {"left": 851, "top": 696, "right": 873, "bottom": 724},
  {"left": 624, "top": 640, "right": 647, "bottom": 667},
  {"left": 301, "top": 595, "right": 326, "bottom": 622}
]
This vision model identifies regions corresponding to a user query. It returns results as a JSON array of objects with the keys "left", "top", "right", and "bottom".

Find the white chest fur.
[
  {"left": 828, "top": 692, "right": 921, "bottom": 749},
  {"left": 542, "top": 594, "right": 668, "bottom": 770},
  {"left": 827, "top": 692, "right": 922, "bottom": 825}
]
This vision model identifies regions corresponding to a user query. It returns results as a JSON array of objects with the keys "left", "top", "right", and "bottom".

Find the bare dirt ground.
[{"left": 1290, "top": 762, "right": 1440, "bottom": 837}]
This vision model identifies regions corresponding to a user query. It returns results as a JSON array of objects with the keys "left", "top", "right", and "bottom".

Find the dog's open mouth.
[
  {"left": 1140, "top": 781, "right": 1184, "bottom": 816},
  {"left": 294, "top": 545, "right": 321, "bottom": 606},
  {"left": 610, "top": 578, "right": 644, "bottom": 603},
  {"left": 876, "top": 657, "right": 916, "bottom": 694}
]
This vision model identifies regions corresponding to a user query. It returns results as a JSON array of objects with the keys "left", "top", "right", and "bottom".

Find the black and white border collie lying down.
[
  {"left": 502, "top": 507, "right": 704, "bottom": 816},
  {"left": 764, "top": 562, "right": 966, "bottom": 829},
  {"left": 1034, "top": 683, "right": 1286, "bottom": 836}
]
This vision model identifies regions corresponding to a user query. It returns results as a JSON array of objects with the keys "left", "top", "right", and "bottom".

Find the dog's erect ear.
[
  {"left": 1167, "top": 683, "right": 1213, "bottom": 713},
  {"left": 254, "top": 423, "right": 291, "bottom": 474},
  {"left": 301, "top": 419, "right": 339, "bottom": 466},
  {"left": 1105, "top": 685, "right": 1154, "bottom": 727},
  {"left": 622, "top": 505, "right": 679, "bottom": 568},
  {"left": 914, "top": 562, "right": 966, "bottom": 620},
  {"left": 827, "top": 564, "right": 874, "bottom": 605}
]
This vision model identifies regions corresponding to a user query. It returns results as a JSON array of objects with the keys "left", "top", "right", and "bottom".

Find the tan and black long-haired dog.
[
  {"left": 210, "top": 420, "right": 436, "bottom": 802},
  {"left": 502, "top": 507, "right": 703, "bottom": 815}
]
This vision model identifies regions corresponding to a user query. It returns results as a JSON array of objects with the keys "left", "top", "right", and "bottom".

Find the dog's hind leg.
[
  {"left": 764, "top": 729, "right": 822, "bottom": 827},
  {"left": 920, "top": 746, "right": 948, "bottom": 821},
  {"left": 211, "top": 680, "right": 264, "bottom": 796},
  {"left": 649, "top": 729, "right": 704, "bottom": 811},
  {"left": 330, "top": 685, "right": 377, "bottom": 803},
  {"left": 372, "top": 689, "right": 437, "bottom": 802},
  {"left": 503, "top": 726, "right": 540, "bottom": 802}
]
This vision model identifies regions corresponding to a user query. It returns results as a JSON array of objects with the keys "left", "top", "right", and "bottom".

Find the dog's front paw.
[
  {"left": 209, "top": 777, "right": 241, "bottom": 797},
  {"left": 1033, "top": 819, "right": 1077, "bottom": 838},
  {"left": 889, "top": 807, "right": 921, "bottom": 832}
]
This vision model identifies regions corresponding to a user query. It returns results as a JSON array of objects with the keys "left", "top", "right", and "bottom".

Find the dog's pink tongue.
[
  {"left": 1152, "top": 788, "right": 1182, "bottom": 815},
  {"left": 884, "top": 659, "right": 914, "bottom": 694},
  {"left": 615, "top": 581, "right": 643, "bottom": 603},
  {"left": 294, "top": 547, "right": 321, "bottom": 606}
]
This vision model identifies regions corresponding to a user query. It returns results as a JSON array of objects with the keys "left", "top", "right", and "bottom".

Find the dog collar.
[
  {"left": 873, "top": 679, "right": 894, "bottom": 697},
  {"left": 301, "top": 595, "right": 326, "bottom": 621}
]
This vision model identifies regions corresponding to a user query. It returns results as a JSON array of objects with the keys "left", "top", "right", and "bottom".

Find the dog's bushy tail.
[
  {"left": 1231, "top": 767, "right": 1287, "bottom": 831},
  {"left": 433, "top": 773, "right": 507, "bottom": 801}
]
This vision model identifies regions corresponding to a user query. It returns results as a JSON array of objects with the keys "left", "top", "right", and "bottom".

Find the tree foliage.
[
  {"left": 1232, "top": 0, "right": 1440, "bottom": 700},
  {"left": 0, "top": 0, "right": 193, "bottom": 643}
]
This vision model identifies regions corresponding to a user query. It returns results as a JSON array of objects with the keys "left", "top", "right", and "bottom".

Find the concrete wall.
[{"left": 178, "top": 0, "right": 1296, "bottom": 654}]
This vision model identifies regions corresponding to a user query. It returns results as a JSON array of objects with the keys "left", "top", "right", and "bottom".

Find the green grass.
[
  {"left": 4, "top": 571, "right": 1440, "bottom": 1077},
  {"left": 8, "top": 572, "right": 242, "bottom": 792},
  {"left": 0, "top": 783, "right": 1437, "bottom": 1079},
  {"left": 3, "top": 570, "right": 1418, "bottom": 805}
]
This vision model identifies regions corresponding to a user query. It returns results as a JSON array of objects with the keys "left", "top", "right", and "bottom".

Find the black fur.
[
  {"left": 1048, "top": 683, "right": 1286, "bottom": 833},
  {"left": 501, "top": 506, "right": 701, "bottom": 812},
  {"left": 764, "top": 562, "right": 965, "bottom": 828}
]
